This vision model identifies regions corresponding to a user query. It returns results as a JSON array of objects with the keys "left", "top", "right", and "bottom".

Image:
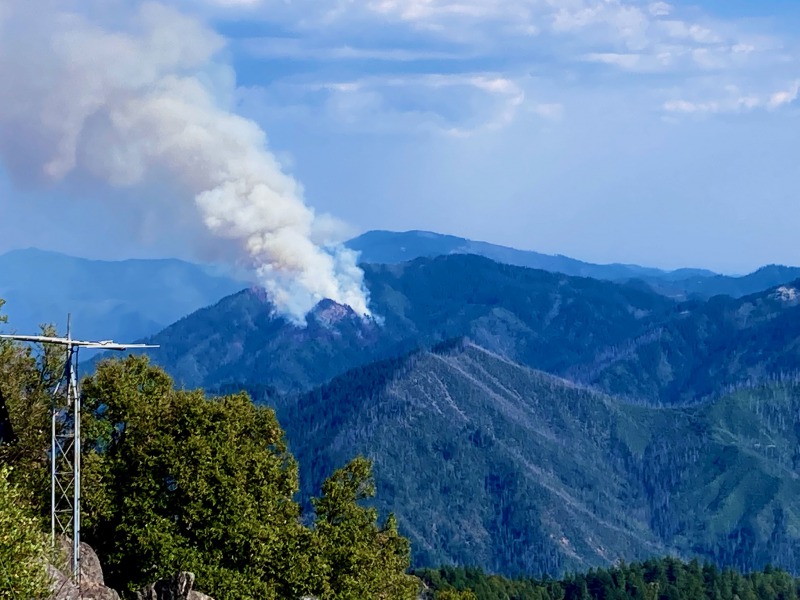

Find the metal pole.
[
  {"left": 70, "top": 346, "right": 81, "bottom": 583},
  {"left": 50, "top": 386, "right": 56, "bottom": 547},
  {"left": 0, "top": 322, "right": 157, "bottom": 586}
]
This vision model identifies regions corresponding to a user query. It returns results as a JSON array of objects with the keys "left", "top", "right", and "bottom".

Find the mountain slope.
[
  {"left": 277, "top": 341, "right": 800, "bottom": 576},
  {"left": 146, "top": 254, "right": 673, "bottom": 391},
  {"left": 0, "top": 248, "right": 245, "bottom": 342},
  {"left": 281, "top": 340, "right": 667, "bottom": 575},
  {"left": 347, "top": 230, "right": 715, "bottom": 282},
  {"left": 146, "top": 254, "right": 800, "bottom": 405},
  {"left": 648, "top": 264, "right": 800, "bottom": 300},
  {"left": 348, "top": 230, "right": 800, "bottom": 300},
  {"left": 571, "top": 282, "right": 800, "bottom": 404}
]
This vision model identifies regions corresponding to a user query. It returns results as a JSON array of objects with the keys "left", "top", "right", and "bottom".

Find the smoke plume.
[{"left": 0, "top": 0, "right": 370, "bottom": 322}]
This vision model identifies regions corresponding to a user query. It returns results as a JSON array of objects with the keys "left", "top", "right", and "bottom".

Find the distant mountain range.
[
  {"left": 0, "top": 248, "right": 244, "bottom": 342},
  {"left": 145, "top": 253, "right": 800, "bottom": 406},
  {"left": 347, "top": 229, "right": 716, "bottom": 282},
  {"left": 276, "top": 341, "right": 800, "bottom": 576},
  {"left": 144, "top": 255, "right": 674, "bottom": 392},
  {"left": 5, "top": 235, "right": 800, "bottom": 578},
  {"left": 347, "top": 230, "right": 800, "bottom": 300},
  {"left": 3, "top": 231, "right": 800, "bottom": 344}
]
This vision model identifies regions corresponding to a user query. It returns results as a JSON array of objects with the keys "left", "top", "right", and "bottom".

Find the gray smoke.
[{"left": 0, "top": 0, "right": 370, "bottom": 322}]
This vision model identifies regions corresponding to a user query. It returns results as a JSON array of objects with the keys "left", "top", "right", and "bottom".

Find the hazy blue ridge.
[
  {"left": 144, "top": 252, "right": 800, "bottom": 406},
  {"left": 0, "top": 248, "right": 245, "bottom": 342},
  {"left": 143, "top": 254, "right": 675, "bottom": 391},
  {"left": 346, "top": 229, "right": 714, "bottom": 282},
  {"left": 346, "top": 230, "right": 800, "bottom": 300}
]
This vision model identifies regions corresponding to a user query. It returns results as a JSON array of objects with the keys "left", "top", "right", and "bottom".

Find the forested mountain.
[
  {"left": 0, "top": 248, "right": 243, "bottom": 342},
  {"left": 147, "top": 254, "right": 800, "bottom": 406},
  {"left": 146, "top": 255, "right": 672, "bottom": 391},
  {"left": 653, "top": 264, "right": 800, "bottom": 300},
  {"left": 416, "top": 560, "right": 800, "bottom": 600},
  {"left": 347, "top": 230, "right": 716, "bottom": 282},
  {"left": 571, "top": 282, "right": 800, "bottom": 404},
  {"left": 274, "top": 341, "right": 800, "bottom": 576},
  {"left": 347, "top": 230, "right": 800, "bottom": 300}
]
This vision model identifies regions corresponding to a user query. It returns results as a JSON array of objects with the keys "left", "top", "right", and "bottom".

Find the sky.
[{"left": 0, "top": 0, "right": 799, "bottom": 275}]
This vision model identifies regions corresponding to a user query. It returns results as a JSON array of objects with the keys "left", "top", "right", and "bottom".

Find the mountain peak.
[{"left": 308, "top": 299, "right": 359, "bottom": 327}]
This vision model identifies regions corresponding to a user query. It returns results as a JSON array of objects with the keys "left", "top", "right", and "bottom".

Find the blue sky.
[{"left": 1, "top": 0, "right": 799, "bottom": 274}]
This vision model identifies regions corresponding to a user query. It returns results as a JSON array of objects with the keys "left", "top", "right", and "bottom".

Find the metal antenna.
[{"left": 0, "top": 317, "right": 158, "bottom": 585}]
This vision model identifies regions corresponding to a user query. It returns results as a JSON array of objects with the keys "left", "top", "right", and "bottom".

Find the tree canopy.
[
  {"left": 1, "top": 342, "right": 418, "bottom": 600},
  {"left": 0, "top": 465, "right": 50, "bottom": 599}
]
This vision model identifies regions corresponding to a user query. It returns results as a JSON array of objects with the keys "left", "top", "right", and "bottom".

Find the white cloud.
[
  {"left": 530, "top": 102, "right": 563, "bottom": 120},
  {"left": 586, "top": 52, "right": 644, "bottom": 70},
  {"left": 663, "top": 80, "right": 800, "bottom": 116},
  {"left": 648, "top": 2, "right": 671, "bottom": 18},
  {"left": 768, "top": 81, "right": 800, "bottom": 108},
  {"left": 241, "top": 72, "right": 537, "bottom": 136},
  {"left": 240, "top": 37, "right": 465, "bottom": 61},
  {"left": 660, "top": 20, "right": 720, "bottom": 44}
]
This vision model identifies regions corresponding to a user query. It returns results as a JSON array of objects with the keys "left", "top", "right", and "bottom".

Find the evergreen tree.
[
  {"left": 312, "top": 456, "right": 419, "bottom": 599},
  {"left": 0, "top": 465, "right": 50, "bottom": 599}
]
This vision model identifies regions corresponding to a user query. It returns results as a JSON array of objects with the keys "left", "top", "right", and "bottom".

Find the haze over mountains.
[
  {"left": 0, "top": 248, "right": 244, "bottom": 341},
  {"left": 5, "top": 230, "right": 800, "bottom": 578},
  {"left": 3, "top": 230, "right": 800, "bottom": 344},
  {"left": 350, "top": 230, "right": 800, "bottom": 300},
  {"left": 144, "top": 252, "right": 800, "bottom": 407}
]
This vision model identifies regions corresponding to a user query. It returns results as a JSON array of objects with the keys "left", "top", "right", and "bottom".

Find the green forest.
[
  {"left": 0, "top": 306, "right": 416, "bottom": 599},
  {"left": 4, "top": 294, "right": 800, "bottom": 599},
  {"left": 416, "top": 561, "right": 800, "bottom": 600}
]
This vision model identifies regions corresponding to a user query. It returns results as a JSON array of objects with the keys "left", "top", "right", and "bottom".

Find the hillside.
[
  {"left": 347, "top": 230, "right": 715, "bottom": 282},
  {"left": 277, "top": 341, "right": 800, "bottom": 576},
  {"left": 348, "top": 230, "right": 800, "bottom": 300},
  {"left": 0, "top": 248, "right": 244, "bottom": 342},
  {"left": 572, "top": 282, "right": 800, "bottom": 404},
  {"left": 646, "top": 265, "right": 800, "bottom": 300},
  {"left": 147, "top": 254, "right": 800, "bottom": 405},
  {"left": 146, "top": 254, "right": 672, "bottom": 390}
]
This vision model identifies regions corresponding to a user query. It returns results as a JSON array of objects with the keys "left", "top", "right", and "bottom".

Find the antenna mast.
[{"left": 0, "top": 318, "right": 158, "bottom": 585}]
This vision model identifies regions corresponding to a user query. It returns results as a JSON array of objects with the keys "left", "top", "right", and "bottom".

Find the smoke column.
[{"left": 0, "top": 0, "right": 370, "bottom": 322}]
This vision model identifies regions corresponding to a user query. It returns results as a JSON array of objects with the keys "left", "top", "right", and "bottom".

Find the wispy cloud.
[
  {"left": 239, "top": 37, "right": 466, "bottom": 62},
  {"left": 663, "top": 80, "right": 800, "bottom": 115},
  {"left": 241, "top": 72, "right": 539, "bottom": 136}
]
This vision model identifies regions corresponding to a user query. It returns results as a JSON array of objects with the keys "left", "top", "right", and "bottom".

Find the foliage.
[
  {"left": 147, "top": 254, "right": 673, "bottom": 392},
  {"left": 80, "top": 355, "right": 305, "bottom": 597},
  {"left": 313, "top": 456, "right": 419, "bottom": 599},
  {"left": 0, "top": 465, "right": 50, "bottom": 599},
  {"left": 416, "top": 559, "right": 800, "bottom": 600},
  {"left": 77, "top": 355, "right": 419, "bottom": 599},
  {"left": 276, "top": 341, "right": 800, "bottom": 578},
  {"left": 0, "top": 320, "right": 64, "bottom": 515}
]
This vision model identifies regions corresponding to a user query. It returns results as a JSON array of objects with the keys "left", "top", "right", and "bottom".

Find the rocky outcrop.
[
  {"left": 47, "top": 540, "right": 215, "bottom": 600},
  {"left": 135, "top": 572, "right": 214, "bottom": 600},
  {"left": 48, "top": 542, "right": 120, "bottom": 600}
]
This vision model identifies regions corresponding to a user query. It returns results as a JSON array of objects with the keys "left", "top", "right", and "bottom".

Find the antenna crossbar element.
[{"left": 0, "top": 321, "right": 158, "bottom": 585}]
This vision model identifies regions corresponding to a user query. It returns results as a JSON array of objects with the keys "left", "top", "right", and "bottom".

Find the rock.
[
  {"left": 81, "top": 582, "right": 122, "bottom": 600},
  {"left": 136, "top": 572, "right": 215, "bottom": 600},
  {"left": 79, "top": 542, "right": 106, "bottom": 586},
  {"left": 47, "top": 564, "right": 80, "bottom": 600},
  {"left": 47, "top": 540, "right": 120, "bottom": 600}
]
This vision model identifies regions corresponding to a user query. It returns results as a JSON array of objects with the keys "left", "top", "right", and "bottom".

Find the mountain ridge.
[
  {"left": 275, "top": 339, "right": 800, "bottom": 576},
  {"left": 0, "top": 247, "right": 245, "bottom": 342},
  {"left": 346, "top": 229, "right": 717, "bottom": 281},
  {"left": 347, "top": 230, "right": 800, "bottom": 300}
]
